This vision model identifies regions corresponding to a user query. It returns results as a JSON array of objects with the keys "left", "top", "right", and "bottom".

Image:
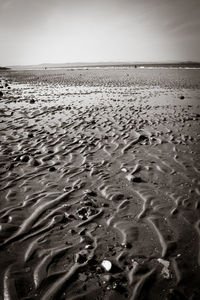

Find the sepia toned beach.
[{"left": 0, "top": 67, "right": 200, "bottom": 299}]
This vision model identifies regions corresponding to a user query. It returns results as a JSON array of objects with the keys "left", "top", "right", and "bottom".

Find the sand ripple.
[{"left": 0, "top": 69, "right": 200, "bottom": 299}]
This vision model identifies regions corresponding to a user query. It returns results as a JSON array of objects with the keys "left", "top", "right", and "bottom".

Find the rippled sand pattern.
[{"left": 0, "top": 69, "right": 200, "bottom": 299}]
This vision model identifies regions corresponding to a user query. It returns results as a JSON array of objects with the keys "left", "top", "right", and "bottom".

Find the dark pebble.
[
  {"left": 9, "top": 163, "right": 15, "bottom": 170},
  {"left": 14, "top": 155, "right": 21, "bottom": 162},
  {"left": 33, "top": 160, "right": 40, "bottom": 167},
  {"left": 86, "top": 190, "right": 97, "bottom": 197},
  {"left": 138, "top": 134, "right": 148, "bottom": 142},
  {"left": 66, "top": 214, "right": 76, "bottom": 220},
  {"left": 132, "top": 177, "right": 144, "bottom": 183},
  {"left": 69, "top": 229, "right": 76, "bottom": 235},
  {"left": 49, "top": 166, "right": 56, "bottom": 172},
  {"left": 20, "top": 155, "right": 30, "bottom": 162},
  {"left": 79, "top": 229, "right": 87, "bottom": 236},
  {"left": 76, "top": 253, "right": 87, "bottom": 264},
  {"left": 179, "top": 96, "right": 185, "bottom": 100},
  {"left": 30, "top": 99, "right": 35, "bottom": 104}
]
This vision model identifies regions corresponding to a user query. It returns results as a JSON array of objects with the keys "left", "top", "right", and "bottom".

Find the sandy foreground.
[{"left": 0, "top": 68, "right": 200, "bottom": 299}]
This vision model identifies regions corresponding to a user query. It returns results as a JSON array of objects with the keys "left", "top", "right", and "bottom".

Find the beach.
[{"left": 0, "top": 67, "right": 200, "bottom": 299}]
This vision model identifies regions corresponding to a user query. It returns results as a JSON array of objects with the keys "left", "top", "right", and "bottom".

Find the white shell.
[{"left": 101, "top": 260, "right": 112, "bottom": 271}]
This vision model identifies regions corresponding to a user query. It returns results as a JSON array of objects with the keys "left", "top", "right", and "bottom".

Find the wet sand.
[{"left": 0, "top": 68, "right": 200, "bottom": 299}]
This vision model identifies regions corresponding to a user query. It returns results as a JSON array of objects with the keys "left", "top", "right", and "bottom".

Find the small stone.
[
  {"left": 101, "top": 260, "right": 112, "bottom": 272},
  {"left": 69, "top": 229, "right": 76, "bottom": 235},
  {"left": 76, "top": 253, "right": 87, "bottom": 264},
  {"left": 79, "top": 228, "right": 87, "bottom": 236},
  {"left": 126, "top": 174, "right": 134, "bottom": 181},
  {"left": 112, "top": 282, "right": 118, "bottom": 289},
  {"left": 132, "top": 177, "right": 144, "bottom": 183},
  {"left": 49, "top": 166, "right": 56, "bottom": 172},
  {"left": 66, "top": 214, "right": 76, "bottom": 220},
  {"left": 8, "top": 163, "right": 15, "bottom": 170},
  {"left": 179, "top": 95, "right": 185, "bottom": 100},
  {"left": 157, "top": 258, "right": 170, "bottom": 279},
  {"left": 121, "top": 242, "right": 132, "bottom": 249},
  {"left": 20, "top": 155, "right": 30, "bottom": 162},
  {"left": 30, "top": 99, "right": 35, "bottom": 104},
  {"left": 85, "top": 189, "right": 97, "bottom": 196},
  {"left": 48, "top": 150, "right": 54, "bottom": 154},
  {"left": 33, "top": 159, "right": 40, "bottom": 167},
  {"left": 85, "top": 244, "right": 94, "bottom": 250}
]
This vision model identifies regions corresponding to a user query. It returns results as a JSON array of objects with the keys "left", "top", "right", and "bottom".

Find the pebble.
[
  {"left": 33, "top": 159, "right": 40, "bottom": 167},
  {"left": 49, "top": 166, "right": 56, "bottom": 172},
  {"left": 9, "top": 163, "right": 15, "bottom": 170},
  {"left": 85, "top": 244, "right": 93, "bottom": 250},
  {"left": 85, "top": 189, "right": 97, "bottom": 196},
  {"left": 69, "top": 229, "right": 76, "bottom": 235},
  {"left": 121, "top": 242, "right": 132, "bottom": 249},
  {"left": 101, "top": 260, "right": 112, "bottom": 272},
  {"left": 157, "top": 258, "right": 170, "bottom": 279},
  {"left": 131, "top": 177, "right": 144, "bottom": 183},
  {"left": 20, "top": 155, "right": 30, "bottom": 162},
  {"left": 28, "top": 133, "right": 34, "bottom": 138},
  {"left": 76, "top": 252, "right": 88, "bottom": 264}
]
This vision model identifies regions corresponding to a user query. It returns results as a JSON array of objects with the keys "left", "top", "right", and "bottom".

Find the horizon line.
[{"left": 5, "top": 60, "right": 200, "bottom": 68}]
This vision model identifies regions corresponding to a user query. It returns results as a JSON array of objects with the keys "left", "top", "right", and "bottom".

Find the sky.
[{"left": 0, "top": 0, "right": 200, "bottom": 66}]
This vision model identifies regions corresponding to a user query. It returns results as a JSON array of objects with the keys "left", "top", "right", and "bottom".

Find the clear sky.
[{"left": 0, "top": 0, "right": 200, "bottom": 66}]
